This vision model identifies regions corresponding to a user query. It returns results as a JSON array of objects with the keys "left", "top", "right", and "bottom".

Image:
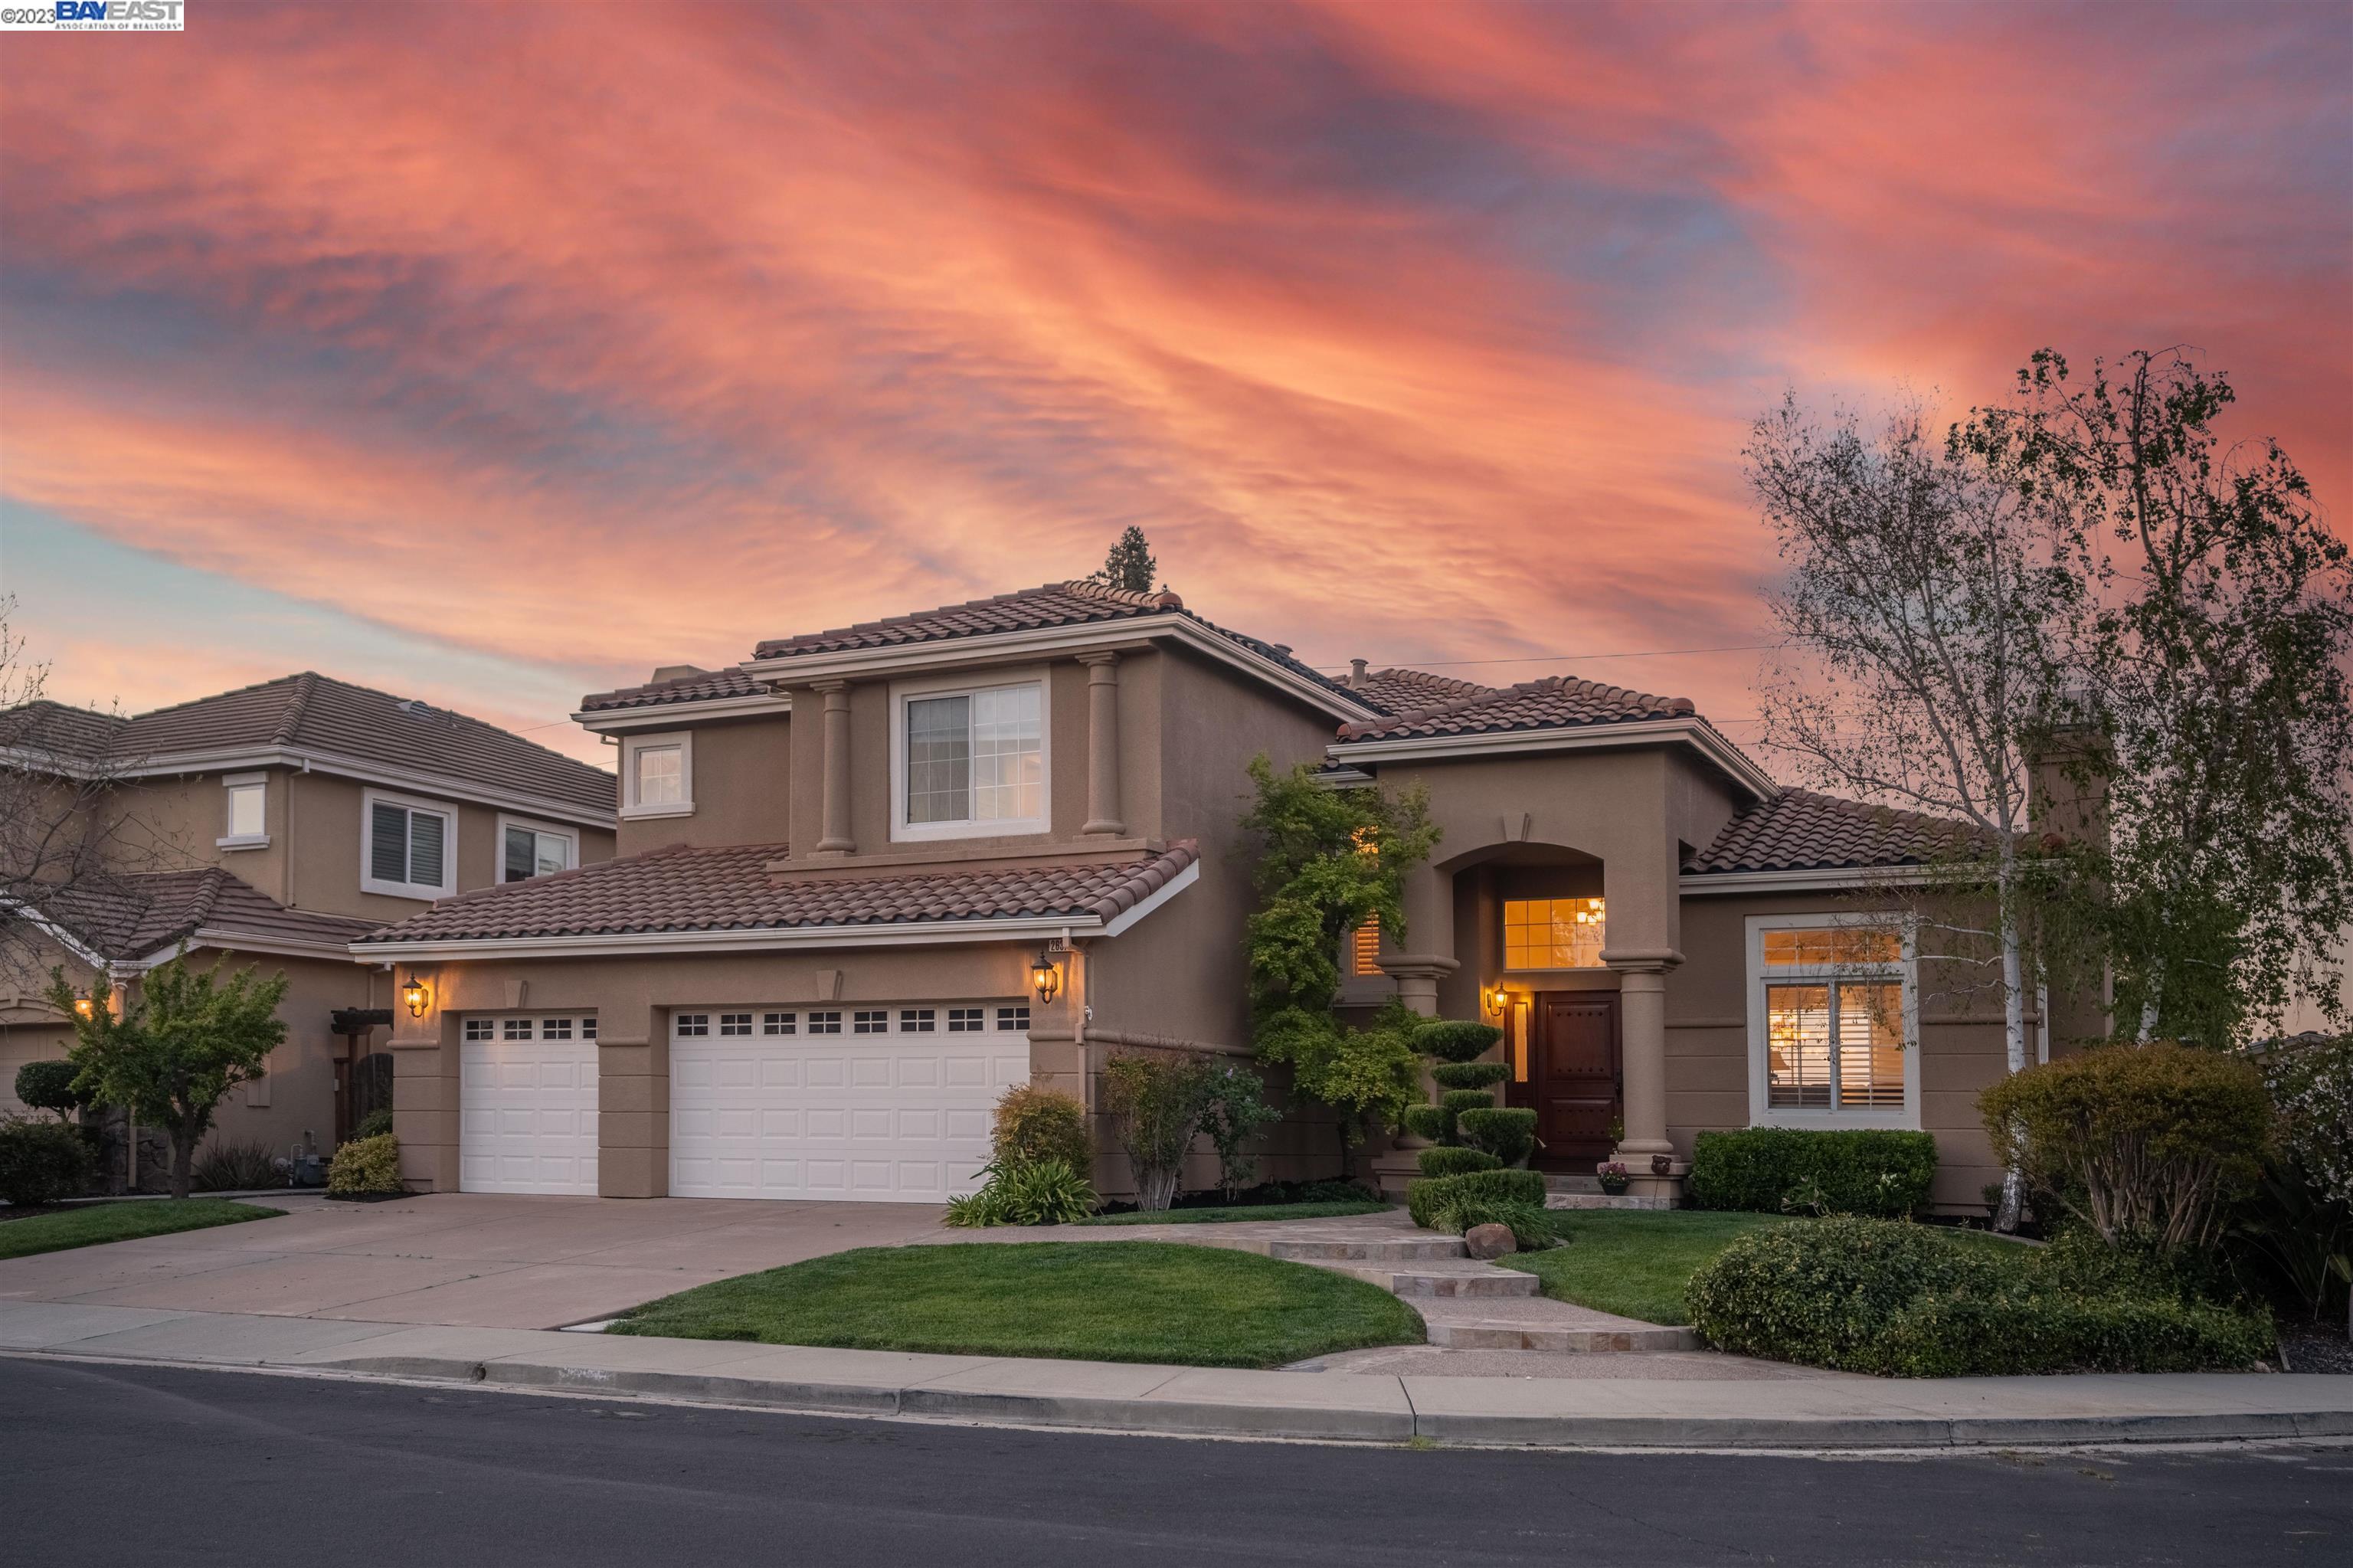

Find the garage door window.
[
  {"left": 808, "top": 1010, "right": 842, "bottom": 1033},
  {"left": 677, "top": 1013, "right": 709, "bottom": 1036},
  {"left": 720, "top": 1013, "right": 752, "bottom": 1036},
  {"left": 948, "top": 1007, "right": 984, "bottom": 1032},
  {"left": 764, "top": 1012, "right": 797, "bottom": 1035},
  {"left": 853, "top": 1010, "right": 888, "bottom": 1033},
  {"left": 997, "top": 1005, "right": 1029, "bottom": 1031}
]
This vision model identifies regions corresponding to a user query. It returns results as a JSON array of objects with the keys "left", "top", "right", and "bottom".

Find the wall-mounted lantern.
[
  {"left": 71, "top": 993, "right": 96, "bottom": 1020},
  {"left": 1481, "top": 984, "right": 1506, "bottom": 1019},
  {"left": 401, "top": 975, "right": 430, "bottom": 1019},
  {"left": 1030, "top": 950, "right": 1062, "bottom": 1007}
]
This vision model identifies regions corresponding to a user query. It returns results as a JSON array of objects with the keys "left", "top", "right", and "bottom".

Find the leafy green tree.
[
  {"left": 1095, "top": 525, "right": 1157, "bottom": 594},
  {"left": 46, "top": 951, "right": 288, "bottom": 1199},
  {"left": 1963, "top": 349, "right": 2353, "bottom": 1043},
  {"left": 1240, "top": 755, "right": 1439, "bottom": 1176}
]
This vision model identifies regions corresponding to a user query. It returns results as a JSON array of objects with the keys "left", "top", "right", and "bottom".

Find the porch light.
[
  {"left": 71, "top": 994, "right": 95, "bottom": 1020},
  {"left": 1481, "top": 985, "right": 1505, "bottom": 1019},
  {"left": 401, "top": 976, "right": 430, "bottom": 1019},
  {"left": 1030, "top": 950, "right": 1062, "bottom": 1007}
]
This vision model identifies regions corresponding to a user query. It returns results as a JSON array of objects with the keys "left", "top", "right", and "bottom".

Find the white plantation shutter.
[
  {"left": 371, "top": 802, "right": 408, "bottom": 884},
  {"left": 408, "top": 810, "right": 446, "bottom": 887}
]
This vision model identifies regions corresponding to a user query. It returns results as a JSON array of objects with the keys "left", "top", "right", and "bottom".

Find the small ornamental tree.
[
  {"left": 13, "top": 1059, "right": 87, "bottom": 1121},
  {"left": 46, "top": 951, "right": 288, "bottom": 1200},
  {"left": 1240, "top": 756, "right": 1438, "bottom": 1177}
]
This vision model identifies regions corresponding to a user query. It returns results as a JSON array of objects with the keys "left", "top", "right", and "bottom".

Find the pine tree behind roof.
[{"left": 1096, "top": 526, "right": 1157, "bottom": 594}]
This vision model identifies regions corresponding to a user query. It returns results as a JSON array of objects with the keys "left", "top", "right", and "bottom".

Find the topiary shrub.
[
  {"left": 1686, "top": 1216, "right": 2273, "bottom": 1376},
  {"left": 1408, "top": 1167, "right": 1546, "bottom": 1230},
  {"left": 1456, "top": 1107, "right": 1538, "bottom": 1166},
  {"left": 1684, "top": 1128, "right": 1937, "bottom": 1218},
  {"left": 326, "top": 1133, "right": 401, "bottom": 1196},
  {"left": 0, "top": 1115, "right": 98, "bottom": 1206},
  {"left": 1417, "top": 1145, "right": 1501, "bottom": 1178},
  {"left": 1416, "top": 1020, "right": 1504, "bottom": 1064},
  {"left": 14, "top": 1059, "right": 87, "bottom": 1121},
  {"left": 991, "top": 1084, "right": 1091, "bottom": 1174},
  {"left": 1435, "top": 1196, "right": 1564, "bottom": 1251},
  {"left": 1980, "top": 1042, "right": 2270, "bottom": 1249},
  {"left": 1431, "top": 1061, "right": 1510, "bottom": 1092},
  {"left": 1399, "top": 1105, "right": 1451, "bottom": 1142},
  {"left": 943, "top": 1159, "right": 1098, "bottom": 1227}
]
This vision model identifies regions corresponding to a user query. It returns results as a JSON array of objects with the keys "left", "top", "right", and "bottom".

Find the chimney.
[
  {"left": 1348, "top": 659, "right": 1369, "bottom": 687},
  {"left": 651, "top": 664, "right": 711, "bottom": 684}
]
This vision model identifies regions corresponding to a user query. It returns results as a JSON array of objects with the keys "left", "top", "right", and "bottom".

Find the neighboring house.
[
  {"left": 0, "top": 673, "right": 617, "bottom": 1162},
  {"left": 355, "top": 581, "right": 2026, "bottom": 1211}
]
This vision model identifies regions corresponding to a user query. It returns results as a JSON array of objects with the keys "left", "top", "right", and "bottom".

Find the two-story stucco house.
[
  {"left": 354, "top": 581, "right": 2029, "bottom": 1213},
  {"left": 0, "top": 673, "right": 617, "bottom": 1162}
]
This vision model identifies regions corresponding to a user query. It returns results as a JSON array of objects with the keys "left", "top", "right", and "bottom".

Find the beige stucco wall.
[{"left": 613, "top": 712, "right": 791, "bottom": 856}]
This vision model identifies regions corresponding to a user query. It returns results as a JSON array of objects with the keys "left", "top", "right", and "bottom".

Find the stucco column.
[
  {"left": 1078, "top": 653, "right": 1124, "bottom": 836},
  {"left": 1376, "top": 863, "right": 1457, "bottom": 1015},
  {"left": 813, "top": 679, "right": 855, "bottom": 854},
  {"left": 1605, "top": 947, "right": 1683, "bottom": 1200}
]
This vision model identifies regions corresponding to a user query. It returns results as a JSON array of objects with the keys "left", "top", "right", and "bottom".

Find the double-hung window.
[
  {"left": 363, "top": 789, "right": 456, "bottom": 899},
  {"left": 1747, "top": 916, "right": 1916, "bottom": 1128},
  {"left": 499, "top": 816, "right": 578, "bottom": 882},
  {"left": 621, "top": 732, "right": 692, "bottom": 819},
  {"left": 893, "top": 675, "right": 1047, "bottom": 840}
]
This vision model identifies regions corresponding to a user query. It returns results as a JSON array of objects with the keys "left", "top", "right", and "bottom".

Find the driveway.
[{"left": 0, "top": 1193, "right": 951, "bottom": 1330}]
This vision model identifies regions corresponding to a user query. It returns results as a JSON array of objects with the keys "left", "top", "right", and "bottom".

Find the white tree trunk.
[{"left": 1994, "top": 842, "right": 2030, "bottom": 1233}]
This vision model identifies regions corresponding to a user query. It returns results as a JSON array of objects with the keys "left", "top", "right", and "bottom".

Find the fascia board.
[{"left": 572, "top": 692, "right": 791, "bottom": 735}]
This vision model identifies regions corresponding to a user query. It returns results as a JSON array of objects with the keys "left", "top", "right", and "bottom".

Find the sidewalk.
[{"left": 5, "top": 1298, "right": 2347, "bottom": 1449}]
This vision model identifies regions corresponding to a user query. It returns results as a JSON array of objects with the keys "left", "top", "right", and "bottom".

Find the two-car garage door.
[{"left": 670, "top": 1003, "right": 1031, "bottom": 1203}]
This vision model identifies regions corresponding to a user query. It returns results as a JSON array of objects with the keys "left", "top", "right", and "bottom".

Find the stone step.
[
  {"left": 1265, "top": 1237, "right": 1467, "bottom": 1264},
  {"left": 1544, "top": 1174, "right": 1604, "bottom": 1194},
  {"left": 1340, "top": 1263, "right": 1543, "bottom": 1299},
  {"left": 1422, "top": 1318, "right": 1700, "bottom": 1353},
  {"left": 1544, "top": 1193, "right": 1678, "bottom": 1212}
]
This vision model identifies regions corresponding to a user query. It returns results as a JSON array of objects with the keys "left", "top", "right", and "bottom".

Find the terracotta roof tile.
[
  {"left": 1347, "top": 667, "right": 1497, "bottom": 714},
  {"left": 578, "top": 666, "right": 767, "bottom": 714},
  {"left": 1684, "top": 790, "right": 1983, "bottom": 876},
  {"left": 355, "top": 840, "right": 1199, "bottom": 945},
  {"left": 41, "top": 869, "right": 384, "bottom": 961},
  {"left": 1336, "top": 674, "right": 1698, "bottom": 743}
]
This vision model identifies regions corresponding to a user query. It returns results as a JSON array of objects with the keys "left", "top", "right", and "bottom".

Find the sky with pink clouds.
[{"left": 1, "top": 1, "right": 2345, "bottom": 765}]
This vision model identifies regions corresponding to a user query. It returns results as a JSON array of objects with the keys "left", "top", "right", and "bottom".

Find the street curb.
[{"left": 301, "top": 1350, "right": 2353, "bottom": 1449}]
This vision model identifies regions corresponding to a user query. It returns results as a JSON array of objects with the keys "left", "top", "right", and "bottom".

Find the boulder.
[{"left": 1464, "top": 1222, "right": 1517, "bottom": 1260}]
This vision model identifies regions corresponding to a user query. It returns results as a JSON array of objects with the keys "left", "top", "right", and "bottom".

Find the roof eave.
[
  {"left": 1677, "top": 864, "right": 1937, "bottom": 895},
  {"left": 1328, "top": 717, "right": 1777, "bottom": 798},
  {"left": 102, "top": 744, "right": 616, "bottom": 830},
  {"left": 573, "top": 689, "right": 791, "bottom": 735}
]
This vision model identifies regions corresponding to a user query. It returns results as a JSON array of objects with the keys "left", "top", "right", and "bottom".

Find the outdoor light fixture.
[
  {"left": 401, "top": 976, "right": 430, "bottom": 1018},
  {"left": 72, "top": 994, "right": 95, "bottom": 1020},
  {"left": 1481, "top": 984, "right": 1505, "bottom": 1018},
  {"left": 1030, "top": 950, "right": 1062, "bottom": 1006}
]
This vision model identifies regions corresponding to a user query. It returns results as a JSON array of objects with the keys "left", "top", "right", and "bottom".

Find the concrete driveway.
[{"left": 0, "top": 1193, "right": 951, "bottom": 1330}]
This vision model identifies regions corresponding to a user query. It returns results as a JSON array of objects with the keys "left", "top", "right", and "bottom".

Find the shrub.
[
  {"left": 1417, "top": 1145, "right": 1501, "bottom": 1178},
  {"left": 991, "top": 1085, "right": 1091, "bottom": 1174},
  {"left": 1399, "top": 1104, "right": 1451, "bottom": 1143},
  {"left": 1456, "top": 1107, "right": 1537, "bottom": 1166},
  {"left": 1099, "top": 1052, "right": 1217, "bottom": 1212},
  {"left": 1407, "top": 1167, "right": 1546, "bottom": 1230},
  {"left": 943, "top": 1159, "right": 1098, "bottom": 1227},
  {"left": 193, "top": 1138, "right": 280, "bottom": 1193},
  {"left": 1685, "top": 1128, "right": 1937, "bottom": 1218},
  {"left": 2235, "top": 1034, "right": 2353, "bottom": 1325},
  {"left": 1415, "top": 1019, "right": 1504, "bottom": 1064},
  {"left": 1197, "top": 1064, "right": 1281, "bottom": 1202},
  {"left": 1435, "top": 1196, "right": 1564, "bottom": 1251},
  {"left": 1980, "top": 1042, "right": 2270, "bottom": 1249},
  {"left": 326, "top": 1133, "right": 401, "bottom": 1196},
  {"left": 0, "top": 1115, "right": 98, "bottom": 1206},
  {"left": 355, "top": 1108, "right": 395, "bottom": 1141},
  {"left": 1431, "top": 1061, "right": 1510, "bottom": 1092},
  {"left": 1686, "top": 1216, "right": 2273, "bottom": 1376},
  {"left": 14, "top": 1059, "right": 87, "bottom": 1120}
]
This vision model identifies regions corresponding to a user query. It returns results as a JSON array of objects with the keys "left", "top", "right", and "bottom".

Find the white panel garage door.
[
  {"left": 670, "top": 1004, "right": 1031, "bottom": 1202},
  {"left": 460, "top": 1016, "right": 600, "bottom": 1195}
]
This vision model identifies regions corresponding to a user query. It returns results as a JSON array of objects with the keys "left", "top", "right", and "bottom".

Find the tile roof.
[
  {"left": 40, "top": 868, "right": 384, "bottom": 961},
  {"left": 1335, "top": 674, "right": 1699, "bottom": 743},
  {"left": 1346, "top": 667, "right": 1497, "bottom": 715},
  {"left": 0, "top": 699, "right": 129, "bottom": 761},
  {"left": 1684, "top": 789, "right": 1984, "bottom": 876},
  {"left": 748, "top": 581, "right": 1369, "bottom": 711},
  {"left": 355, "top": 840, "right": 1199, "bottom": 946},
  {"left": 4, "top": 674, "right": 614, "bottom": 817},
  {"left": 578, "top": 665, "right": 767, "bottom": 714}
]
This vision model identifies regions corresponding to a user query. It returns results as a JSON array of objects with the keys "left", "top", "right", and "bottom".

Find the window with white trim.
[
  {"left": 763, "top": 1012, "right": 797, "bottom": 1035},
  {"left": 621, "top": 732, "right": 692, "bottom": 818},
  {"left": 1747, "top": 917, "right": 1916, "bottom": 1127},
  {"left": 221, "top": 775, "right": 267, "bottom": 848},
  {"left": 464, "top": 1018, "right": 494, "bottom": 1042},
  {"left": 501, "top": 818, "right": 578, "bottom": 882},
  {"left": 542, "top": 1017, "right": 574, "bottom": 1040},
  {"left": 502, "top": 1018, "right": 532, "bottom": 1041},
  {"left": 363, "top": 791, "right": 456, "bottom": 899},
  {"left": 581, "top": 1016, "right": 597, "bottom": 1041},
  {"left": 996, "top": 1004, "right": 1030, "bottom": 1032},
  {"left": 893, "top": 676, "right": 1047, "bottom": 840},
  {"left": 807, "top": 1010, "right": 842, "bottom": 1034},
  {"left": 719, "top": 1013, "right": 752, "bottom": 1036},
  {"left": 676, "top": 1013, "right": 709, "bottom": 1036},
  {"left": 899, "top": 1008, "right": 935, "bottom": 1033},
  {"left": 947, "top": 1007, "right": 984, "bottom": 1033},
  {"left": 853, "top": 1010, "right": 888, "bottom": 1034}
]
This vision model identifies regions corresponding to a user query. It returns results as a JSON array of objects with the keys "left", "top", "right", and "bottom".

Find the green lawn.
[
  {"left": 611, "top": 1241, "right": 1426, "bottom": 1368},
  {"left": 1072, "top": 1200, "right": 1388, "bottom": 1226},
  {"left": 0, "top": 1199, "right": 283, "bottom": 1262}
]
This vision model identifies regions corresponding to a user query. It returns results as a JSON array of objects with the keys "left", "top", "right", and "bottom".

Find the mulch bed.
[{"left": 2280, "top": 1328, "right": 2353, "bottom": 1375}]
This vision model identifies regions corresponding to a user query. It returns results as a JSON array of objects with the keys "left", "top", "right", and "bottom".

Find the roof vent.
[
  {"left": 651, "top": 664, "right": 711, "bottom": 684},
  {"left": 1348, "top": 658, "right": 1369, "bottom": 686}
]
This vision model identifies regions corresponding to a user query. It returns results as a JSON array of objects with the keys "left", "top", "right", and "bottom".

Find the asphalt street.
[{"left": 2, "top": 1356, "right": 2345, "bottom": 1566}]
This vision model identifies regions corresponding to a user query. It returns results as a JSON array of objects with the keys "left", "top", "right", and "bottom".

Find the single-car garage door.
[
  {"left": 460, "top": 1015, "right": 599, "bottom": 1195},
  {"left": 669, "top": 1003, "right": 1030, "bottom": 1202}
]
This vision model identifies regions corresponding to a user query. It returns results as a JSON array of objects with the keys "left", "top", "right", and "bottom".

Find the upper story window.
[
  {"left": 1348, "top": 918, "right": 1384, "bottom": 977},
  {"left": 621, "top": 732, "right": 692, "bottom": 819},
  {"left": 219, "top": 772, "right": 268, "bottom": 849},
  {"left": 1747, "top": 916, "right": 1916, "bottom": 1128},
  {"left": 362, "top": 788, "right": 456, "bottom": 899},
  {"left": 1503, "top": 897, "right": 1605, "bottom": 970},
  {"left": 892, "top": 673, "right": 1048, "bottom": 841},
  {"left": 499, "top": 816, "right": 579, "bottom": 882}
]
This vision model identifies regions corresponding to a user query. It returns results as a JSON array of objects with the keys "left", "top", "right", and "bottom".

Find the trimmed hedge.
[
  {"left": 1407, "top": 1167, "right": 1546, "bottom": 1230},
  {"left": 1431, "top": 1062, "right": 1510, "bottom": 1092},
  {"left": 1399, "top": 1105, "right": 1451, "bottom": 1143},
  {"left": 1415, "top": 1020, "right": 1504, "bottom": 1064},
  {"left": 1417, "top": 1145, "right": 1502, "bottom": 1178},
  {"left": 1456, "top": 1107, "right": 1537, "bottom": 1166},
  {"left": 326, "top": 1134, "right": 401, "bottom": 1196},
  {"left": 0, "top": 1117, "right": 97, "bottom": 1206},
  {"left": 1435, "top": 1196, "right": 1563, "bottom": 1250},
  {"left": 1685, "top": 1128, "right": 1936, "bottom": 1217},
  {"left": 1685, "top": 1216, "right": 2272, "bottom": 1377}
]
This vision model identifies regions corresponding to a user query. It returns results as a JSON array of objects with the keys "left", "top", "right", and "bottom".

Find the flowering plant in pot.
[{"left": 1596, "top": 1160, "right": 1631, "bottom": 1195}]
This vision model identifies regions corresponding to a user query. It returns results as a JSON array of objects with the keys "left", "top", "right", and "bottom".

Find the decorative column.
[
  {"left": 1372, "top": 865, "right": 1459, "bottom": 1196},
  {"left": 1604, "top": 946, "right": 1684, "bottom": 1202},
  {"left": 813, "top": 679, "right": 854, "bottom": 855},
  {"left": 1078, "top": 653, "right": 1124, "bottom": 836}
]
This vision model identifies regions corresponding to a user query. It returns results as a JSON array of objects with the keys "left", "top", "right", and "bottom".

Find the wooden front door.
[{"left": 1524, "top": 993, "right": 1619, "bottom": 1167}]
